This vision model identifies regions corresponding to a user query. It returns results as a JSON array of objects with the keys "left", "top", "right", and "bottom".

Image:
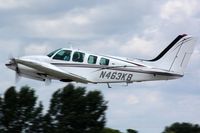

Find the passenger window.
[
  {"left": 100, "top": 58, "right": 109, "bottom": 65},
  {"left": 53, "top": 50, "right": 72, "bottom": 61},
  {"left": 88, "top": 55, "right": 97, "bottom": 64},
  {"left": 73, "top": 52, "right": 85, "bottom": 62}
]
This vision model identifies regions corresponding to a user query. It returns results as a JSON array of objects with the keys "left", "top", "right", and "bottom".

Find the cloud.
[
  {"left": 0, "top": 40, "right": 23, "bottom": 58},
  {"left": 0, "top": 0, "right": 31, "bottom": 10},
  {"left": 27, "top": 8, "right": 94, "bottom": 39},
  {"left": 160, "top": 0, "right": 200, "bottom": 22},
  {"left": 103, "top": 85, "right": 200, "bottom": 132},
  {"left": 24, "top": 43, "right": 53, "bottom": 55},
  {"left": 126, "top": 95, "right": 140, "bottom": 105},
  {"left": 120, "top": 36, "right": 156, "bottom": 57},
  {"left": 25, "top": 0, "right": 158, "bottom": 40}
]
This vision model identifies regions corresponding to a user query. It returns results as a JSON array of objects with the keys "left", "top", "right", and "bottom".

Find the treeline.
[
  {"left": 0, "top": 84, "right": 107, "bottom": 133},
  {"left": 0, "top": 84, "right": 137, "bottom": 133},
  {"left": 0, "top": 84, "right": 200, "bottom": 133}
]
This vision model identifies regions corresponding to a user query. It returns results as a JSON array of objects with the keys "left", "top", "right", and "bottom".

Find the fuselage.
[{"left": 6, "top": 48, "right": 182, "bottom": 84}]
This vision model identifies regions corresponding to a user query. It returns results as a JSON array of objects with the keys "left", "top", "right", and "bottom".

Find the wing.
[{"left": 16, "top": 59, "right": 89, "bottom": 83}]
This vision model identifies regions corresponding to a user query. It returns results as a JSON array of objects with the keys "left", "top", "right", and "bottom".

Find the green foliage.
[
  {"left": 0, "top": 86, "right": 43, "bottom": 133},
  {"left": 101, "top": 127, "right": 121, "bottom": 133},
  {"left": 162, "top": 122, "right": 200, "bottom": 133},
  {"left": 29, "top": 102, "right": 44, "bottom": 133},
  {"left": 101, "top": 128, "right": 138, "bottom": 133},
  {"left": 127, "top": 129, "right": 138, "bottom": 133},
  {"left": 0, "top": 84, "right": 141, "bottom": 133},
  {"left": 44, "top": 83, "right": 108, "bottom": 133},
  {"left": 0, "top": 96, "right": 3, "bottom": 131}
]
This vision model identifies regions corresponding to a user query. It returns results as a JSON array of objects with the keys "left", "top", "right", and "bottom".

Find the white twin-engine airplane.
[{"left": 6, "top": 34, "right": 196, "bottom": 87}]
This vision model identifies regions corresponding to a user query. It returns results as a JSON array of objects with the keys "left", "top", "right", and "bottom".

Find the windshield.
[{"left": 47, "top": 48, "right": 61, "bottom": 57}]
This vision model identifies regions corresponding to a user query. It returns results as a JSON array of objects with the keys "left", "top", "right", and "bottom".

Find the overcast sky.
[{"left": 0, "top": 0, "right": 200, "bottom": 133}]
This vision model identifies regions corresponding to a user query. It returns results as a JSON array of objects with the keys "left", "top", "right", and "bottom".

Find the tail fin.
[{"left": 144, "top": 34, "right": 197, "bottom": 74}]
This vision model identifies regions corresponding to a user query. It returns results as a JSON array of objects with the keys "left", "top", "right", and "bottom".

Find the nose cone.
[{"left": 5, "top": 59, "right": 17, "bottom": 70}]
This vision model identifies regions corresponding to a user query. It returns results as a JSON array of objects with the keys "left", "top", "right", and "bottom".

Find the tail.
[{"left": 143, "top": 34, "right": 197, "bottom": 74}]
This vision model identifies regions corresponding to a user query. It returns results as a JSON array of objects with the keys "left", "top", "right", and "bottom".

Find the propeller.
[
  {"left": 45, "top": 77, "right": 51, "bottom": 86},
  {"left": 9, "top": 57, "right": 21, "bottom": 83}
]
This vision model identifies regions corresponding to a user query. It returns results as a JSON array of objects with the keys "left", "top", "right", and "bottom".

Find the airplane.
[{"left": 6, "top": 34, "right": 197, "bottom": 87}]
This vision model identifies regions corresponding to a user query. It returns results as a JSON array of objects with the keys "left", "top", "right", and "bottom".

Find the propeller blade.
[
  {"left": 10, "top": 58, "right": 20, "bottom": 73},
  {"left": 45, "top": 78, "right": 51, "bottom": 86},
  {"left": 15, "top": 72, "right": 21, "bottom": 83},
  {"left": 10, "top": 57, "right": 21, "bottom": 83}
]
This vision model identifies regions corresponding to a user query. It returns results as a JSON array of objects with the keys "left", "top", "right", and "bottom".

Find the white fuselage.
[
  {"left": 6, "top": 34, "right": 196, "bottom": 85},
  {"left": 6, "top": 48, "right": 182, "bottom": 84}
]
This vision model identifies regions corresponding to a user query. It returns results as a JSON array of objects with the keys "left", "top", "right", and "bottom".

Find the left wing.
[{"left": 16, "top": 59, "right": 89, "bottom": 83}]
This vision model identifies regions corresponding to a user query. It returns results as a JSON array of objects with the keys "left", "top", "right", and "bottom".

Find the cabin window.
[
  {"left": 53, "top": 50, "right": 72, "bottom": 61},
  {"left": 88, "top": 55, "right": 97, "bottom": 64},
  {"left": 73, "top": 52, "right": 85, "bottom": 62},
  {"left": 100, "top": 58, "right": 109, "bottom": 65},
  {"left": 47, "top": 48, "right": 61, "bottom": 57}
]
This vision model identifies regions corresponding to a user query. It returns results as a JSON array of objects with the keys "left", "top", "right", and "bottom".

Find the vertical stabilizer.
[{"left": 144, "top": 34, "right": 197, "bottom": 74}]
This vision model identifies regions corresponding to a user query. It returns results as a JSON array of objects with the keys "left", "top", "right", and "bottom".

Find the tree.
[
  {"left": 44, "top": 83, "right": 108, "bottom": 133},
  {"left": 162, "top": 122, "right": 200, "bottom": 133},
  {"left": 127, "top": 129, "right": 138, "bottom": 133},
  {"left": 1, "top": 86, "right": 18, "bottom": 132},
  {"left": 0, "top": 84, "right": 109, "bottom": 133},
  {"left": 101, "top": 127, "right": 121, "bottom": 133},
  {"left": 28, "top": 102, "right": 44, "bottom": 133},
  {"left": 0, "top": 86, "right": 44, "bottom": 133},
  {"left": 0, "top": 96, "right": 3, "bottom": 131}
]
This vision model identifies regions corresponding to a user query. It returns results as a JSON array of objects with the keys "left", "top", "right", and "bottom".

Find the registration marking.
[{"left": 99, "top": 71, "right": 133, "bottom": 81}]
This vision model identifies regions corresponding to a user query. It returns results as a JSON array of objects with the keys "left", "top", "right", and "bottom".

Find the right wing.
[{"left": 16, "top": 58, "right": 89, "bottom": 83}]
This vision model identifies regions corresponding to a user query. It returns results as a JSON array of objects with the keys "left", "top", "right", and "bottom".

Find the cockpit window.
[
  {"left": 100, "top": 58, "right": 109, "bottom": 65},
  {"left": 72, "top": 52, "right": 85, "bottom": 62},
  {"left": 53, "top": 50, "right": 72, "bottom": 61},
  {"left": 47, "top": 48, "right": 61, "bottom": 57},
  {"left": 88, "top": 55, "right": 97, "bottom": 64}
]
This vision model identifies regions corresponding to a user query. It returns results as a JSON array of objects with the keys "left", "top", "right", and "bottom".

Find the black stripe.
[
  {"left": 148, "top": 34, "right": 187, "bottom": 61},
  {"left": 51, "top": 63, "right": 139, "bottom": 69}
]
